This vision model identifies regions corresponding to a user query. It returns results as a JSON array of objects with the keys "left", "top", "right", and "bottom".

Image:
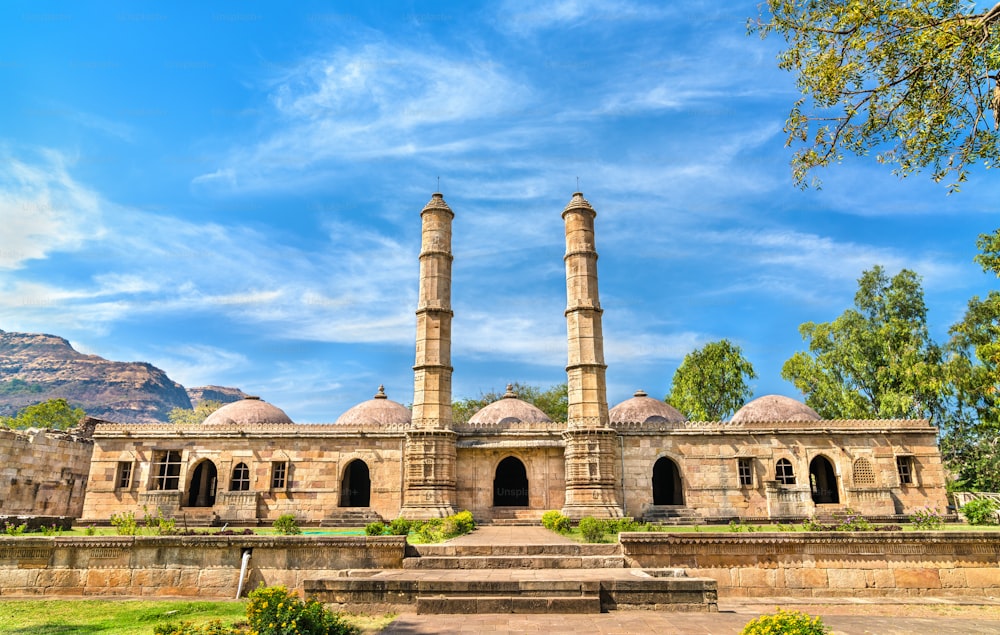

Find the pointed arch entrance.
[
  {"left": 187, "top": 460, "right": 217, "bottom": 507},
  {"left": 652, "top": 457, "right": 684, "bottom": 505},
  {"left": 493, "top": 456, "right": 528, "bottom": 507},
  {"left": 810, "top": 455, "right": 840, "bottom": 504},
  {"left": 340, "top": 459, "right": 371, "bottom": 507}
]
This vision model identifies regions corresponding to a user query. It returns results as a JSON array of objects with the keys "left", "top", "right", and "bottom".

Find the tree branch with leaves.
[{"left": 751, "top": 0, "right": 1000, "bottom": 191}]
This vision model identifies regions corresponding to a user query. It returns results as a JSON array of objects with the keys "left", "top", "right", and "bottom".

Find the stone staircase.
[
  {"left": 642, "top": 505, "right": 701, "bottom": 525},
  {"left": 487, "top": 508, "right": 544, "bottom": 525},
  {"left": 402, "top": 541, "right": 625, "bottom": 569},
  {"left": 319, "top": 509, "right": 383, "bottom": 527},
  {"left": 305, "top": 528, "right": 718, "bottom": 614}
]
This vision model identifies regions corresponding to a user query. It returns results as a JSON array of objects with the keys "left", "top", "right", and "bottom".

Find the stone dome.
[
  {"left": 609, "top": 390, "right": 687, "bottom": 424},
  {"left": 334, "top": 385, "right": 412, "bottom": 426},
  {"left": 468, "top": 385, "right": 553, "bottom": 425},
  {"left": 202, "top": 396, "right": 293, "bottom": 426},
  {"left": 730, "top": 395, "right": 821, "bottom": 423}
]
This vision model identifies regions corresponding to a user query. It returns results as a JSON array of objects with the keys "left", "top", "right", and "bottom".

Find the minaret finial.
[{"left": 437, "top": 176, "right": 440, "bottom": 192}]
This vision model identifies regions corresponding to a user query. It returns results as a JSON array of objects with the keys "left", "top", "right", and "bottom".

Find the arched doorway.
[
  {"left": 340, "top": 459, "right": 371, "bottom": 507},
  {"left": 810, "top": 455, "right": 840, "bottom": 504},
  {"left": 187, "top": 460, "right": 217, "bottom": 507},
  {"left": 493, "top": 456, "right": 528, "bottom": 507},
  {"left": 652, "top": 457, "right": 684, "bottom": 505}
]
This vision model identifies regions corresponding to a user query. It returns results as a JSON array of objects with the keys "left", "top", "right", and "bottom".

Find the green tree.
[
  {"left": 751, "top": 0, "right": 1000, "bottom": 190},
  {"left": 452, "top": 382, "right": 568, "bottom": 423},
  {"left": 168, "top": 400, "right": 224, "bottom": 425},
  {"left": 781, "top": 266, "right": 943, "bottom": 419},
  {"left": 1, "top": 398, "right": 86, "bottom": 430},
  {"left": 940, "top": 228, "right": 1000, "bottom": 490},
  {"left": 666, "top": 339, "right": 757, "bottom": 420}
]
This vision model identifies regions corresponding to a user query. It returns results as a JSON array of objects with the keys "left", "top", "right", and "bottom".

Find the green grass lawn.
[
  {"left": 0, "top": 599, "right": 246, "bottom": 635},
  {"left": 0, "top": 600, "right": 395, "bottom": 634}
]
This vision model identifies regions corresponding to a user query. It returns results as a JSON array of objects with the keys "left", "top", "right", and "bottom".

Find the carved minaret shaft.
[
  {"left": 561, "top": 192, "right": 622, "bottom": 519},
  {"left": 401, "top": 192, "right": 457, "bottom": 518}
]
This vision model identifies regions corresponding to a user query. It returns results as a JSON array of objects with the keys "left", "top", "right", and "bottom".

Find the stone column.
[
  {"left": 561, "top": 192, "right": 623, "bottom": 519},
  {"left": 400, "top": 193, "right": 457, "bottom": 519}
]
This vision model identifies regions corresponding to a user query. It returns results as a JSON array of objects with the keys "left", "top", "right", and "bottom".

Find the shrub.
[
  {"left": 84, "top": 525, "right": 96, "bottom": 536},
  {"left": 604, "top": 517, "right": 644, "bottom": 533},
  {"left": 365, "top": 521, "right": 386, "bottom": 536},
  {"left": 143, "top": 506, "right": 177, "bottom": 535},
  {"left": 40, "top": 524, "right": 59, "bottom": 536},
  {"left": 578, "top": 516, "right": 606, "bottom": 542},
  {"left": 909, "top": 507, "right": 945, "bottom": 530},
  {"left": 4, "top": 522, "right": 27, "bottom": 536},
  {"left": 388, "top": 517, "right": 412, "bottom": 535},
  {"left": 741, "top": 608, "right": 830, "bottom": 635},
  {"left": 451, "top": 510, "right": 475, "bottom": 534},
  {"left": 273, "top": 514, "right": 302, "bottom": 535},
  {"left": 246, "top": 585, "right": 358, "bottom": 635},
  {"left": 154, "top": 621, "right": 240, "bottom": 635},
  {"left": 110, "top": 511, "right": 138, "bottom": 536},
  {"left": 834, "top": 509, "right": 872, "bottom": 531},
  {"left": 961, "top": 497, "right": 1000, "bottom": 525},
  {"left": 541, "top": 510, "right": 571, "bottom": 533}
]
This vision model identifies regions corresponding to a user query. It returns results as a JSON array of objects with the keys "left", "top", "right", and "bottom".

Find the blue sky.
[{"left": 0, "top": 1, "right": 996, "bottom": 422}]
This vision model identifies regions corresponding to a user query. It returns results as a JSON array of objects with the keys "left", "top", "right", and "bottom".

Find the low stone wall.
[
  {"left": 620, "top": 531, "right": 1000, "bottom": 597},
  {"left": 0, "top": 535, "right": 405, "bottom": 597}
]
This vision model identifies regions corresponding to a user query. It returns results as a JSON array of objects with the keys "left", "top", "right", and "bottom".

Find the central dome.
[
  {"left": 468, "top": 385, "right": 553, "bottom": 425},
  {"left": 202, "top": 396, "right": 293, "bottom": 426},
  {"left": 730, "top": 395, "right": 821, "bottom": 423},
  {"left": 335, "top": 385, "right": 412, "bottom": 426}
]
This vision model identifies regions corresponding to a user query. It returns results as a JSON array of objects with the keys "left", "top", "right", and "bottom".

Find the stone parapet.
[
  {"left": 620, "top": 531, "right": 1000, "bottom": 597},
  {"left": 91, "top": 422, "right": 409, "bottom": 437},
  {"left": 612, "top": 419, "right": 935, "bottom": 432},
  {"left": 0, "top": 535, "right": 406, "bottom": 597}
]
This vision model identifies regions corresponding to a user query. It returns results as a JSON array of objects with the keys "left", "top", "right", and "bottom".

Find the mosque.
[{"left": 80, "top": 193, "right": 948, "bottom": 525}]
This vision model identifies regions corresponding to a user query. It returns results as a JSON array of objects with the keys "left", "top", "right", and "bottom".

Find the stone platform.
[{"left": 304, "top": 526, "right": 718, "bottom": 614}]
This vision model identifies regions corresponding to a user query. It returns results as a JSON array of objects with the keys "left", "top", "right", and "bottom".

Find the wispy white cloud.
[
  {"left": 193, "top": 42, "right": 530, "bottom": 193},
  {"left": 0, "top": 148, "right": 105, "bottom": 269},
  {"left": 496, "top": 0, "right": 673, "bottom": 35}
]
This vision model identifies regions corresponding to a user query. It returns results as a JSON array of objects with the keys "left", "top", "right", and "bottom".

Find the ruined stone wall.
[
  {"left": 0, "top": 535, "right": 404, "bottom": 597},
  {"left": 455, "top": 444, "right": 565, "bottom": 521},
  {"left": 82, "top": 426, "right": 405, "bottom": 524},
  {"left": 0, "top": 427, "right": 93, "bottom": 518},
  {"left": 621, "top": 532, "right": 1000, "bottom": 597},
  {"left": 618, "top": 425, "right": 947, "bottom": 520}
]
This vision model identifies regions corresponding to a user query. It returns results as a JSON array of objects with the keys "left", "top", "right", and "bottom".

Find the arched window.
[
  {"left": 230, "top": 462, "right": 250, "bottom": 491},
  {"left": 775, "top": 458, "right": 795, "bottom": 485},
  {"left": 853, "top": 458, "right": 875, "bottom": 486}
]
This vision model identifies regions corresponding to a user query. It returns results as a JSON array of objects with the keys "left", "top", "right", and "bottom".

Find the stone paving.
[{"left": 375, "top": 526, "right": 1000, "bottom": 634}]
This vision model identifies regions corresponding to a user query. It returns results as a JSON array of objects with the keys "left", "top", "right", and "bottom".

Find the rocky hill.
[
  {"left": 187, "top": 385, "right": 249, "bottom": 407},
  {"left": 0, "top": 329, "right": 240, "bottom": 423}
]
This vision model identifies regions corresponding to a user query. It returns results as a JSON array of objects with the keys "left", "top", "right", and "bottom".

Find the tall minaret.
[
  {"left": 561, "top": 192, "right": 623, "bottom": 519},
  {"left": 400, "top": 192, "right": 457, "bottom": 519}
]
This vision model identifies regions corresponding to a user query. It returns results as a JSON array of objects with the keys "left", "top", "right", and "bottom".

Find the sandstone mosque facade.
[{"left": 80, "top": 193, "right": 948, "bottom": 525}]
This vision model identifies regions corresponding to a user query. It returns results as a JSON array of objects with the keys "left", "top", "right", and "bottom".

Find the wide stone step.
[
  {"left": 304, "top": 569, "right": 718, "bottom": 614},
  {"left": 402, "top": 555, "right": 626, "bottom": 569},
  {"left": 416, "top": 594, "right": 601, "bottom": 614}
]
